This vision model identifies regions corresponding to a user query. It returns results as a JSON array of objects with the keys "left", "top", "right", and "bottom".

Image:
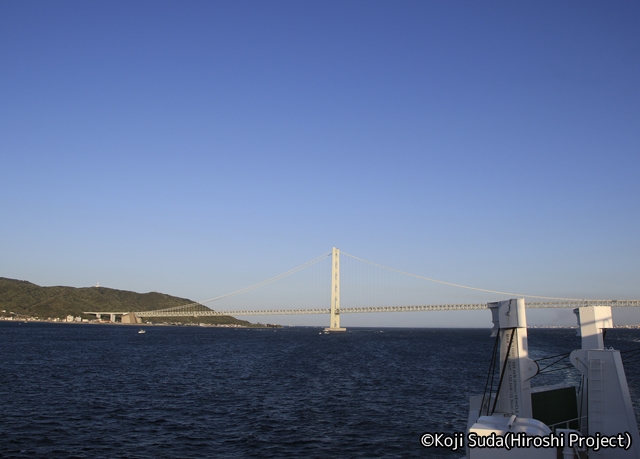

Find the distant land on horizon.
[{"left": 0, "top": 277, "right": 252, "bottom": 326}]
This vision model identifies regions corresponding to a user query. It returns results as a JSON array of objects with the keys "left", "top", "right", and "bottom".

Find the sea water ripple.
[{"left": 1, "top": 323, "right": 640, "bottom": 458}]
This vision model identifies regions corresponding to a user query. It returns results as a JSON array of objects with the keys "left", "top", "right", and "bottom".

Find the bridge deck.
[{"left": 128, "top": 300, "right": 640, "bottom": 317}]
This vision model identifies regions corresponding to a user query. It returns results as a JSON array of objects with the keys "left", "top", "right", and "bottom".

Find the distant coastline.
[
  {"left": 0, "top": 316, "right": 280, "bottom": 328},
  {"left": 0, "top": 277, "right": 262, "bottom": 327}
]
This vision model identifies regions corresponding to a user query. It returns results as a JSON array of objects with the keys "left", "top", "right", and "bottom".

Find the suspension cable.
[
  {"left": 154, "top": 251, "right": 331, "bottom": 313},
  {"left": 341, "top": 252, "right": 592, "bottom": 301}
]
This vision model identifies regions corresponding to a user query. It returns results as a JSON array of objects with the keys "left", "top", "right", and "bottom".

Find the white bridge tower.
[{"left": 325, "top": 247, "right": 346, "bottom": 332}]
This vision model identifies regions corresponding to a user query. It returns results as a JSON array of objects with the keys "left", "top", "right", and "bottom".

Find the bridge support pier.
[
  {"left": 324, "top": 247, "right": 346, "bottom": 332},
  {"left": 121, "top": 313, "right": 142, "bottom": 324}
]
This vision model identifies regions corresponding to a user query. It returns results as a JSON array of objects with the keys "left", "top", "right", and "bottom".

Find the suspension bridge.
[{"left": 84, "top": 248, "right": 640, "bottom": 330}]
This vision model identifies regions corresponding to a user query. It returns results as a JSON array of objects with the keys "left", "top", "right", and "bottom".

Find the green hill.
[{"left": 0, "top": 277, "right": 253, "bottom": 326}]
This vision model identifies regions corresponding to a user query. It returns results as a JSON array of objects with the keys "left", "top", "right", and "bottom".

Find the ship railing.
[{"left": 546, "top": 415, "right": 588, "bottom": 433}]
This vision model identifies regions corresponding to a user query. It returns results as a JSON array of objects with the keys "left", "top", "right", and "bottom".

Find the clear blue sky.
[{"left": 1, "top": 1, "right": 638, "bottom": 327}]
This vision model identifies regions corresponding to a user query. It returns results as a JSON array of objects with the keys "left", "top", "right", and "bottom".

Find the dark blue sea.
[{"left": 2, "top": 322, "right": 640, "bottom": 458}]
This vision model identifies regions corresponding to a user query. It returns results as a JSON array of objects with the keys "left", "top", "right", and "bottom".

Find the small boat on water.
[{"left": 138, "top": 329, "right": 146, "bottom": 334}]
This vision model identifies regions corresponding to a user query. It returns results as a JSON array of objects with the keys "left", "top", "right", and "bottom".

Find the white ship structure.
[{"left": 466, "top": 299, "right": 640, "bottom": 458}]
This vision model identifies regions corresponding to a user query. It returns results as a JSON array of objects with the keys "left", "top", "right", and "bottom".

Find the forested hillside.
[{"left": 0, "top": 277, "right": 251, "bottom": 325}]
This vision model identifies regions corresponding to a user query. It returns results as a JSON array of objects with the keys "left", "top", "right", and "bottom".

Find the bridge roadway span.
[{"left": 132, "top": 300, "right": 640, "bottom": 317}]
